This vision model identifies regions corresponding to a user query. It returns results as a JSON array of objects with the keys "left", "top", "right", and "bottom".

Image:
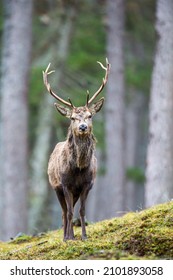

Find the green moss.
[
  {"left": 10, "top": 233, "right": 33, "bottom": 244},
  {"left": 0, "top": 202, "right": 173, "bottom": 260}
]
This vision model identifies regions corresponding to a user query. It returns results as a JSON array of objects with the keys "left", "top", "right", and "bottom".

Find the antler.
[
  {"left": 43, "top": 63, "right": 74, "bottom": 108},
  {"left": 87, "top": 58, "right": 111, "bottom": 106}
]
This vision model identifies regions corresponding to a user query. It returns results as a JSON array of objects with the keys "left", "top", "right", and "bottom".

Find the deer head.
[{"left": 43, "top": 59, "right": 111, "bottom": 137}]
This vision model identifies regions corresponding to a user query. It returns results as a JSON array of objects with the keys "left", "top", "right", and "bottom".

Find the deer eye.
[
  {"left": 88, "top": 115, "right": 92, "bottom": 119},
  {"left": 71, "top": 117, "right": 75, "bottom": 121}
]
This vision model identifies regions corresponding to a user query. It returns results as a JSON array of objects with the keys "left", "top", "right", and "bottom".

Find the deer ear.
[
  {"left": 89, "top": 97, "right": 104, "bottom": 116},
  {"left": 54, "top": 103, "right": 71, "bottom": 118}
]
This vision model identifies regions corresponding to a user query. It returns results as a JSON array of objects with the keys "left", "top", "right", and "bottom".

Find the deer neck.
[{"left": 67, "top": 127, "right": 96, "bottom": 170}]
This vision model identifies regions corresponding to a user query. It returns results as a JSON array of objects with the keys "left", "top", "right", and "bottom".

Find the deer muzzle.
[{"left": 79, "top": 123, "right": 88, "bottom": 132}]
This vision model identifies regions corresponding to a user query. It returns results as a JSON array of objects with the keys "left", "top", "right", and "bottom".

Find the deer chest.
[{"left": 61, "top": 167, "right": 93, "bottom": 193}]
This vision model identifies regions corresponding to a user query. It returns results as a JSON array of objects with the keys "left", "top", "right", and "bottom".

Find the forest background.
[{"left": 0, "top": 0, "right": 173, "bottom": 242}]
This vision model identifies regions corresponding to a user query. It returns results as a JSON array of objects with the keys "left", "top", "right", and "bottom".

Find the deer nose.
[{"left": 79, "top": 123, "right": 88, "bottom": 131}]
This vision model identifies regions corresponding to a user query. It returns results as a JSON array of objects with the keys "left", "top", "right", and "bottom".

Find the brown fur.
[{"left": 48, "top": 102, "right": 103, "bottom": 240}]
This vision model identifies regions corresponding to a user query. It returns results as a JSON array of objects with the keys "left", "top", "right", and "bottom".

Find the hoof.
[
  {"left": 82, "top": 235, "right": 87, "bottom": 240},
  {"left": 64, "top": 236, "right": 75, "bottom": 241}
]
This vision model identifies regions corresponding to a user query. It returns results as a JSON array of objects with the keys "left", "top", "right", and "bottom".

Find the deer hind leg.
[
  {"left": 79, "top": 185, "right": 91, "bottom": 240},
  {"left": 55, "top": 188, "right": 67, "bottom": 241},
  {"left": 63, "top": 187, "right": 74, "bottom": 240}
]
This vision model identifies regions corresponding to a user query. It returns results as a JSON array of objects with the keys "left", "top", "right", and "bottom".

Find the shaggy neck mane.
[{"left": 67, "top": 126, "right": 96, "bottom": 169}]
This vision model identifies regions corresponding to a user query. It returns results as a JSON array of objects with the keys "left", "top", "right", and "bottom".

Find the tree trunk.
[
  {"left": 105, "top": 0, "right": 126, "bottom": 218},
  {"left": 0, "top": 0, "right": 32, "bottom": 240},
  {"left": 125, "top": 91, "right": 140, "bottom": 211},
  {"left": 145, "top": 0, "right": 173, "bottom": 207}
]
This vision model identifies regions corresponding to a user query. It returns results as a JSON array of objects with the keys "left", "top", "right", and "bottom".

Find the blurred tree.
[
  {"left": 29, "top": 1, "right": 77, "bottom": 233},
  {"left": 104, "top": 0, "right": 126, "bottom": 217},
  {"left": 87, "top": 0, "right": 155, "bottom": 221},
  {"left": 0, "top": 0, "right": 33, "bottom": 240},
  {"left": 145, "top": 0, "right": 173, "bottom": 207},
  {"left": 125, "top": 0, "right": 155, "bottom": 211},
  {"left": 125, "top": 91, "right": 143, "bottom": 211},
  {"left": 93, "top": 0, "right": 125, "bottom": 220}
]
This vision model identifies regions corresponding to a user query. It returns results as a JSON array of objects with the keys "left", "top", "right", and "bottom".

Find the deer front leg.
[
  {"left": 63, "top": 187, "right": 74, "bottom": 240},
  {"left": 79, "top": 186, "right": 90, "bottom": 240}
]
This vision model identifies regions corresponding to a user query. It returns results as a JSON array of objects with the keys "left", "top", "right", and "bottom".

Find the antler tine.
[
  {"left": 87, "top": 58, "right": 111, "bottom": 105},
  {"left": 42, "top": 63, "right": 73, "bottom": 108},
  {"left": 86, "top": 90, "right": 90, "bottom": 107},
  {"left": 68, "top": 97, "right": 74, "bottom": 108}
]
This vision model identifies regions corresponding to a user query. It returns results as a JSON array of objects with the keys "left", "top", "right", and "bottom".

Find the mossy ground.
[{"left": 0, "top": 201, "right": 173, "bottom": 260}]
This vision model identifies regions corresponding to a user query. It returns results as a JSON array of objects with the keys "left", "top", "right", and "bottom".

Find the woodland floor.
[{"left": 0, "top": 201, "right": 173, "bottom": 260}]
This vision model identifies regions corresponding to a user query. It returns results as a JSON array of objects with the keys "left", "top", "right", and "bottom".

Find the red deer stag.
[{"left": 43, "top": 59, "right": 110, "bottom": 240}]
